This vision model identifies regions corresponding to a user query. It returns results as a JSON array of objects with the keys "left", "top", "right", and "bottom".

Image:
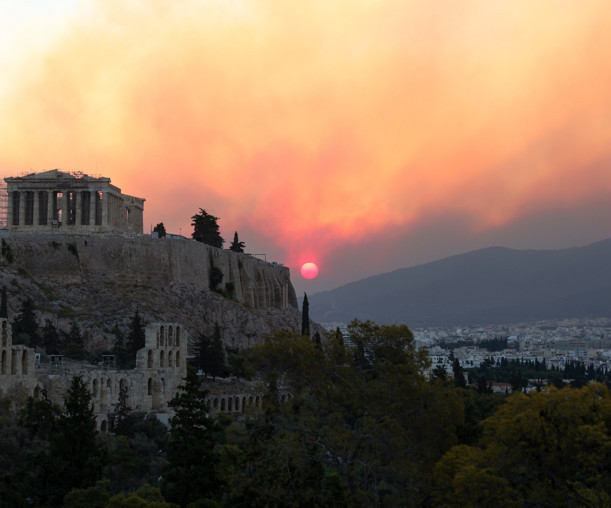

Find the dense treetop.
[{"left": 191, "top": 208, "right": 224, "bottom": 248}]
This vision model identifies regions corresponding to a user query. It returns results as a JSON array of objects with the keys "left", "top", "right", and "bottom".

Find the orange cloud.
[{"left": 2, "top": 0, "right": 611, "bottom": 285}]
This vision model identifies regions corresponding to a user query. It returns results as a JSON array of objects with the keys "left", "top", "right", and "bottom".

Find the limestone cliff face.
[
  {"left": 5, "top": 233, "right": 297, "bottom": 310},
  {"left": 0, "top": 233, "right": 303, "bottom": 350}
]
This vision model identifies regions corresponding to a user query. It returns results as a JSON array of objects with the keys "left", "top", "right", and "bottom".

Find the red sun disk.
[{"left": 300, "top": 262, "right": 319, "bottom": 279}]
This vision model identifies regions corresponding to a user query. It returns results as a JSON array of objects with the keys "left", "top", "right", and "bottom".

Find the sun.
[{"left": 300, "top": 262, "right": 319, "bottom": 279}]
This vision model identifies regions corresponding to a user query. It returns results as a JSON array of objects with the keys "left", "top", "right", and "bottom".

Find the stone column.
[
  {"left": 61, "top": 192, "right": 69, "bottom": 226},
  {"left": 75, "top": 191, "right": 82, "bottom": 226},
  {"left": 110, "top": 195, "right": 114, "bottom": 228},
  {"left": 33, "top": 191, "right": 39, "bottom": 227},
  {"left": 47, "top": 191, "right": 54, "bottom": 225},
  {"left": 89, "top": 190, "right": 96, "bottom": 227},
  {"left": 111, "top": 194, "right": 115, "bottom": 228},
  {"left": 102, "top": 191, "right": 108, "bottom": 228},
  {"left": 18, "top": 191, "right": 26, "bottom": 227},
  {"left": 7, "top": 192, "right": 13, "bottom": 227},
  {"left": 116, "top": 195, "right": 121, "bottom": 229}
]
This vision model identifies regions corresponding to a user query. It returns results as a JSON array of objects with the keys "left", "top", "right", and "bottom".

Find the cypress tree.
[
  {"left": 109, "top": 385, "right": 131, "bottom": 435},
  {"left": 126, "top": 309, "right": 146, "bottom": 357},
  {"left": 301, "top": 293, "right": 309, "bottom": 337},
  {"left": 229, "top": 231, "right": 245, "bottom": 253}
]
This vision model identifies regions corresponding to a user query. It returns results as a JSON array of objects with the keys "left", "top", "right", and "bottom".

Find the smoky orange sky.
[{"left": 2, "top": 0, "right": 611, "bottom": 294}]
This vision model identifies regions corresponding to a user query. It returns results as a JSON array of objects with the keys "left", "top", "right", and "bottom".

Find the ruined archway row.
[
  {"left": 137, "top": 323, "right": 186, "bottom": 372},
  {"left": 1, "top": 319, "right": 188, "bottom": 430},
  {"left": 206, "top": 391, "right": 292, "bottom": 415}
]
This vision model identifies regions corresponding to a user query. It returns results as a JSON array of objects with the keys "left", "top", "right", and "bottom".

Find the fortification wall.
[{"left": 1, "top": 233, "right": 297, "bottom": 310}]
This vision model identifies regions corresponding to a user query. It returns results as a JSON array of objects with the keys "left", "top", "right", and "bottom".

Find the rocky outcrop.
[
  {"left": 3, "top": 233, "right": 296, "bottom": 309},
  {"left": 0, "top": 233, "right": 304, "bottom": 350}
]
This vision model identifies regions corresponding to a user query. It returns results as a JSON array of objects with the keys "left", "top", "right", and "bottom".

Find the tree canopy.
[
  {"left": 229, "top": 231, "right": 245, "bottom": 253},
  {"left": 222, "top": 320, "right": 462, "bottom": 506},
  {"left": 153, "top": 222, "right": 166, "bottom": 238},
  {"left": 433, "top": 382, "right": 611, "bottom": 507},
  {"left": 195, "top": 323, "right": 226, "bottom": 380},
  {"left": 163, "top": 368, "right": 223, "bottom": 506},
  {"left": 191, "top": 209, "right": 224, "bottom": 248},
  {"left": 12, "top": 298, "right": 39, "bottom": 347}
]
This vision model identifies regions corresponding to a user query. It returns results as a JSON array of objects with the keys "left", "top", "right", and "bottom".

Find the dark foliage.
[
  {"left": 63, "top": 321, "right": 86, "bottom": 359},
  {"left": 195, "top": 323, "right": 226, "bottom": 380},
  {"left": 163, "top": 368, "right": 223, "bottom": 506},
  {"left": 301, "top": 292, "right": 309, "bottom": 336},
  {"left": 209, "top": 266, "right": 224, "bottom": 291},
  {"left": 153, "top": 222, "right": 167, "bottom": 238},
  {"left": 191, "top": 208, "right": 224, "bottom": 248},
  {"left": 109, "top": 385, "right": 131, "bottom": 435},
  {"left": 41, "top": 319, "right": 63, "bottom": 354},
  {"left": 229, "top": 231, "right": 245, "bottom": 253},
  {"left": 479, "top": 336, "right": 508, "bottom": 351},
  {"left": 125, "top": 309, "right": 146, "bottom": 366},
  {"left": 12, "top": 298, "right": 39, "bottom": 347}
]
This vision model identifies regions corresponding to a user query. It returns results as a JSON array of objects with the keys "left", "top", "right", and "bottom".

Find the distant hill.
[{"left": 309, "top": 238, "right": 611, "bottom": 327}]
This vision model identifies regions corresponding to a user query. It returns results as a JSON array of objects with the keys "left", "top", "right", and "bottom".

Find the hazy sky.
[{"left": 2, "top": 1, "right": 611, "bottom": 295}]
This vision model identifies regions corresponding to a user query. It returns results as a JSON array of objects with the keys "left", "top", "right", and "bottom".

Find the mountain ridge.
[{"left": 309, "top": 238, "right": 611, "bottom": 326}]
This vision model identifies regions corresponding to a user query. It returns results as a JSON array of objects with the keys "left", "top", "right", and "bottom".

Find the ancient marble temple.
[{"left": 4, "top": 169, "right": 144, "bottom": 234}]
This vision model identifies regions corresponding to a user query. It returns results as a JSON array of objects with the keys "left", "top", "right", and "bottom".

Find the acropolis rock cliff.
[{"left": 0, "top": 233, "right": 300, "bottom": 350}]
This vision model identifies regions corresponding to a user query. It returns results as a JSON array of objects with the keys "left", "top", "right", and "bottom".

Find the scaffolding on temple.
[{"left": 0, "top": 180, "right": 7, "bottom": 228}]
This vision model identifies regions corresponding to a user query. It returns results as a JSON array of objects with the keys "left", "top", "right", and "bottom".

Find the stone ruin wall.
[
  {"left": 0, "top": 319, "right": 189, "bottom": 429},
  {"left": 0, "top": 317, "right": 279, "bottom": 428},
  {"left": 2, "top": 233, "right": 297, "bottom": 311}
]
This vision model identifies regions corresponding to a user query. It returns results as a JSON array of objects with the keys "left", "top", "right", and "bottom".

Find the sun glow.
[{"left": 300, "top": 262, "right": 319, "bottom": 279}]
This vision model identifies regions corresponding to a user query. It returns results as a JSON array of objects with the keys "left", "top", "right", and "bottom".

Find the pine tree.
[
  {"left": 50, "top": 376, "right": 105, "bottom": 501},
  {"left": 64, "top": 321, "right": 86, "bottom": 360},
  {"left": 126, "top": 309, "right": 146, "bottom": 357},
  {"left": 301, "top": 292, "right": 310, "bottom": 337},
  {"left": 20, "top": 389, "right": 61, "bottom": 441},
  {"left": 195, "top": 324, "right": 226, "bottom": 380},
  {"left": 12, "top": 298, "right": 39, "bottom": 347},
  {"left": 41, "top": 319, "right": 62, "bottom": 355},
  {"left": 162, "top": 368, "right": 223, "bottom": 506},
  {"left": 191, "top": 209, "right": 224, "bottom": 247},
  {"left": 453, "top": 357, "right": 466, "bottom": 388},
  {"left": 109, "top": 385, "right": 131, "bottom": 435},
  {"left": 229, "top": 231, "right": 245, "bottom": 253},
  {"left": 153, "top": 222, "right": 166, "bottom": 238}
]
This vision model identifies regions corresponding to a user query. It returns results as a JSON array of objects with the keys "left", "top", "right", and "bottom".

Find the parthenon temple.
[{"left": 4, "top": 169, "right": 145, "bottom": 234}]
